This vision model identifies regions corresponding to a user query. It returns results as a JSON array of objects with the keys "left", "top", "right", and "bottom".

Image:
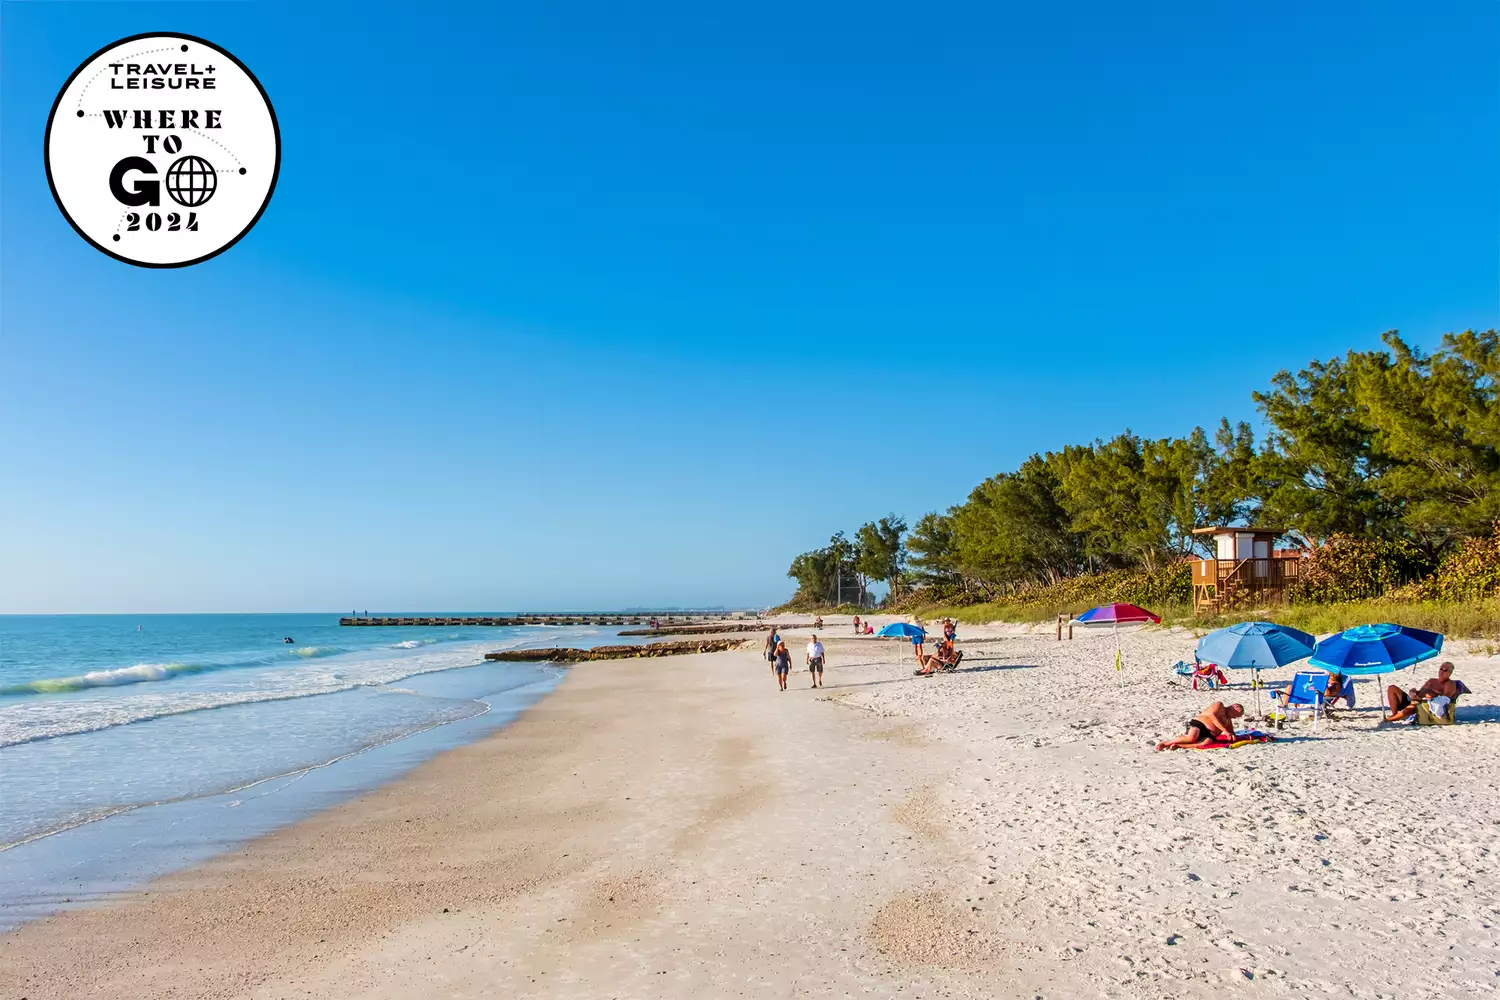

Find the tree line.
[{"left": 785, "top": 330, "right": 1500, "bottom": 605}]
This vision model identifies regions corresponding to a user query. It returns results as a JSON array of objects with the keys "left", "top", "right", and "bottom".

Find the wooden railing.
[{"left": 1191, "top": 557, "right": 1303, "bottom": 612}]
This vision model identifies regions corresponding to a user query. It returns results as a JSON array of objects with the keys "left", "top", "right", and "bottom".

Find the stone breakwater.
[{"left": 484, "top": 639, "right": 746, "bottom": 663}]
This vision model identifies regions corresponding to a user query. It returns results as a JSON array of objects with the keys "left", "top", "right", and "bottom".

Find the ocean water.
[{"left": 0, "top": 614, "right": 628, "bottom": 929}]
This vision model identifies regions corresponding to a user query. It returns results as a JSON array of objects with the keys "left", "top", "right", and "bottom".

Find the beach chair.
[
  {"left": 1414, "top": 680, "right": 1471, "bottom": 726},
  {"left": 1191, "top": 662, "right": 1228, "bottom": 691},
  {"left": 937, "top": 650, "right": 964, "bottom": 672},
  {"left": 1273, "top": 671, "right": 1354, "bottom": 734}
]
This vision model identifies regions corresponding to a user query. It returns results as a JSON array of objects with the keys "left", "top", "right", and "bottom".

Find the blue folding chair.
[{"left": 1276, "top": 671, "right": 1354, "bottom": 732}]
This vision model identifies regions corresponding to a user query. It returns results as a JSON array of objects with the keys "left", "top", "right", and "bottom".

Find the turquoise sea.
[{"left": 0, "top": 613, "right": 626, "bottom": 929}]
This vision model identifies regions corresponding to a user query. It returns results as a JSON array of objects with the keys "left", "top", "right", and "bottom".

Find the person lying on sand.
[
  {"left": 1156, "top": 701, "right": 1244, "bottom": 751},
  {"left": 1385, "top": 661, "right": 1461, "bottom": 722}
]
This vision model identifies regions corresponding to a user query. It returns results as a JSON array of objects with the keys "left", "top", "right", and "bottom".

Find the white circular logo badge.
[{"left": 45, "top": 33, "right": 280, "bottom": 268}]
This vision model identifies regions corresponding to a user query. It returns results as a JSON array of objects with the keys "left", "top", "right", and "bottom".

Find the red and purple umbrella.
[
  {"left": 1073, "top": 602, "right": 1161, "bottom": 625},
  {"left": 1072, "top": 603, "right": 1161, "bottom": 684}
]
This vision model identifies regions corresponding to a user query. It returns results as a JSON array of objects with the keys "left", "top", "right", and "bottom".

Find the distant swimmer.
[{"left": 283, "top": 637, "right": 294, "bottom": 643}]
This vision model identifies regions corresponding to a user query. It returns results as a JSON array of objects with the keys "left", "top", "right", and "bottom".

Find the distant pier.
[{"left": 339, "top": 613, "right": 740, "bottom": 627}]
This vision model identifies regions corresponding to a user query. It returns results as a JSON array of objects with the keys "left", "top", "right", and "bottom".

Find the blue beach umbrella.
[
  {"left": 875, "top": 622, "right": 927, "bottom": 665},
  {"left": 875, "top": 622, "right": 927, "bottom": 639},
  {"left": 1196, "top": 621, "right": 1316, "bottom": 671},
  {"left": 1309, "top": 623, "right": 1444, "bottom": 677},
  {"left": 1196, "top": 621, "right": 1316, "bottom": 716}
]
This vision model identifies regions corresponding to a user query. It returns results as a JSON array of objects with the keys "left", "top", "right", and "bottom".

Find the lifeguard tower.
[{"left": 1190, "top": 526, "right": 1304, "bottom": 615}]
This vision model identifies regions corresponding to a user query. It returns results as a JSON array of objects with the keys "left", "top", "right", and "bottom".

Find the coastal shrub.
[
  {"left": 1400, "top": 525, "right": 1500, "bottom": 602},
  {"left": 1205, "top": 598, "right": 1500, "bottom": 639},
  {"left": 905, "top": 564, "right": 1191, "bottom": 622},
  {"left": 1285, "top": 534, "right": 1430, "bottom": 605},
  {"left": 995, "top": 564, "right": 1191, "bottom": 612}
]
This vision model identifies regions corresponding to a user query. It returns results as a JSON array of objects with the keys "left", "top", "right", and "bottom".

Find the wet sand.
[{"left": 0, "top": 632, "right": 1009, "bottom": 999}]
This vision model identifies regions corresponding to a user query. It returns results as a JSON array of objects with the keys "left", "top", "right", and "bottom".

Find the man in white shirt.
[{"left": 805, "top": 635, "right": 826, "bottom": 688}]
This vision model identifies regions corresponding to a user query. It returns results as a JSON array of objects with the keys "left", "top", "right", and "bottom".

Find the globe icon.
[{"left": 165, "top": 155, "right": 217, "bottom": 208}]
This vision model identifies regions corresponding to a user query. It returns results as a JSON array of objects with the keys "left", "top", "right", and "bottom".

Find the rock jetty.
[{"left": 485, "top": 639, "right": 745, "bottom": 663}]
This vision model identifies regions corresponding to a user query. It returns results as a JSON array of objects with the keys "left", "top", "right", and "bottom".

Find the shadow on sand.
[{"left": 821, "top": 662, "right": 1038, "bottom": 690}]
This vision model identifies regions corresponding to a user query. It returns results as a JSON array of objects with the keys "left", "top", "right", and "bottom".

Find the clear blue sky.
[{"left": 2, "top": 1, "right": 1496, "bottom": 612}]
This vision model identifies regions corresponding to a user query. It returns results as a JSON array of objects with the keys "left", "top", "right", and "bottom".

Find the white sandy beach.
[{"left": 2, "top": 617, "right": 1496, "bottom": 999}]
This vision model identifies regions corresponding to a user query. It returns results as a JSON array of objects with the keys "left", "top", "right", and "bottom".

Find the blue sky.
[{"left": 2, "top": 1, "right": 1496, "bottom": 612}]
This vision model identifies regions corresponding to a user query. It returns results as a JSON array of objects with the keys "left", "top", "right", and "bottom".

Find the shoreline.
[
  {"left": 0, "top": 621, "right": 677, "bottom": 915},
  {"left": 0, "top": 630, "right": 981, "bottom": 999},
  {"left": 0, "top": 662, "right": 565, "bottom": 932},
  {"left": 4, "top": 617, "right": 1496, "bottom": 999}
]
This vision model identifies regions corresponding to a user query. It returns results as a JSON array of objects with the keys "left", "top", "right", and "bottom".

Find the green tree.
[
  {"left": 907, "top": 511, "right": 960, "bottom": 585},
  {"left": 1202, "top": 418, "right": 1261, "bottom": 527},
  {"left": 1352, "top": 330, "right": 1500, "bottom": 549},
  {"left": 1254, "top": 353, "right": 1399, "bottom": 543},
  {"left": 1056, "top": 434, "right": 1165, "bottom": 570},
  {"left": 855, "top": 515, "right": 907, "bottom": 600},
  {"left": 785, "top": 547, "right": 836, "bottom": 606},
  {"left": 951, "top": 454, "right": 1082, "bottom": 590},
  {"left": 784, "top": 329, "right": 1500, "bottom": 610}
]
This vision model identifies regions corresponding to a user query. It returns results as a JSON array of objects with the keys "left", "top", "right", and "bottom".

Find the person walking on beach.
[
  {"left": 772, "top": 641, "right": 792, "bottom": 691},
  {"left": 806, "top": 634, "right": 826, "bottom": 688},
  {"left": 764, "top": 629, "right": 780, "bottom": 664}
]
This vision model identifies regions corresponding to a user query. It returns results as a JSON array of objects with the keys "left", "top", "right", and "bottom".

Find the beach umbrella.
[
  {"left": 875, "top": 622, "right": 927, "bottom": 666},
  {"left": 1072, "top": 603, "right": 1161, "bottom": 683},
  {"left": 1196, "top": 621, "right": 1317, "bottom": 718},
  {"left": 1073, "top": 603, "right": 1162, "bottom": 626},
  {"left": 1309, "top": 623, "right": 1443, "bottom": 677}
]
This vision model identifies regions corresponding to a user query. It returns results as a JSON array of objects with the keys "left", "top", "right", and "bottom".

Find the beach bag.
[{"left": 1414, "top": 697, "right": 1457, "bottom": 726}]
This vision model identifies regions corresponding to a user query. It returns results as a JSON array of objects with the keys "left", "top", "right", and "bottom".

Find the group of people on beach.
[
  {"left": 1156, "top": 660, "right": 1467, "bottom": 750},
  {"left": 761, "top": 616, "right": 969, "bottom": 692},
  {"left": 764, "top": 629, "right": 825, "bottom": 691}
]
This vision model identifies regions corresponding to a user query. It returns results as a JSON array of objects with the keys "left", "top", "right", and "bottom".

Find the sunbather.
[
  {"left": 912, "top": 640, "right": 956, "bottom": 675},
  {"left": 912, "top": 651, "right": 940, "bottom": 675},
  {"left": 1155, "top": 701, "right": 1244, "bottom": 751},
  {"left": 925, "top": 639, "right": 963, "bottom": 673},
  {"left": 1385, "top": 661, "right": 1461, "bottom": 722}
]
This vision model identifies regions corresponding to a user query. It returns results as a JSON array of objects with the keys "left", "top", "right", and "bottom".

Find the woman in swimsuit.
[{"left": 772, "top": 642, "right": 792, "bottom": 691}]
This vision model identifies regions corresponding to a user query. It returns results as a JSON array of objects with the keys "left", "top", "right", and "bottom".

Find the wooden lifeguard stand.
[{"left": 1190, "top": 526, "right": 1304, "bottom": 615}]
